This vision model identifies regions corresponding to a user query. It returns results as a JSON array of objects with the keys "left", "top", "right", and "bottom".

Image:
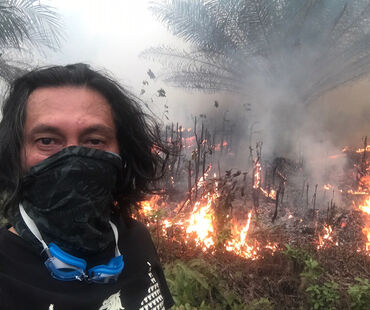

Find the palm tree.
[
  {"left": 0, "top": 0, "right": 63, "bottom": 82},
  {"left": 142, "top": 0, "right": 370, "bottom": 105}
]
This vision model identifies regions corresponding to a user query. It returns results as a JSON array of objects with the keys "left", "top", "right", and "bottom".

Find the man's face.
[{"left": 22, "top": 86, "right": 120, "bottom": 170}]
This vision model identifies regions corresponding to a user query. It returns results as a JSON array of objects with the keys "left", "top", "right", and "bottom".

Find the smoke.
[{"left": 36, "top": 0, "right": 370, "bottom": 198}]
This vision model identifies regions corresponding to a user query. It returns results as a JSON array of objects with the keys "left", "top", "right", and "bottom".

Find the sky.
[
  {"left": 42, "top": 0, "right": 218, "bottom": 125},
  {"left": 46, "top": 1, "right": 175, "bottom": 85}
]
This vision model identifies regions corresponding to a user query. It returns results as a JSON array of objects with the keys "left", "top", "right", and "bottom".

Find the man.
[{"left": 0, "top": 63, "right": 174, "bottom": 310}]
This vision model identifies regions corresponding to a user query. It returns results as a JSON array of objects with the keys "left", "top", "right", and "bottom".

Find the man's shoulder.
[{"left": 118, "top": 217, "right": 150, "bottom": 234}]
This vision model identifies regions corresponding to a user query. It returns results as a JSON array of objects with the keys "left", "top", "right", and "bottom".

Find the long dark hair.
[{"left": 0, "top": 63, "right": 168, "bottom": 222}]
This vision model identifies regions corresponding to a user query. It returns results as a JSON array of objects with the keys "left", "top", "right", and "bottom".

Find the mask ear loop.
[
  {"left": 108, "top": 220, "right": 121, "bottom": 257},
  {"left": 19, "top": 203, "right": 49, "bottom": 253}
]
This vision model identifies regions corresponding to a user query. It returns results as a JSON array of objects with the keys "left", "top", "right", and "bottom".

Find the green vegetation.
[
  {"left": 245, "top": 298, "right": 274, "bottom": 310},
  {"left": 348, "top": 278, "right": 370, "bottom": 310},
  {"left": 164, "top": 259, "right": 246, "bottom": 310},
  {"left": 306, "top": 281, "right": 339, "bottom": 310},
  {"left": 164, "top": 258, "right": 278, "bottom": 309}
]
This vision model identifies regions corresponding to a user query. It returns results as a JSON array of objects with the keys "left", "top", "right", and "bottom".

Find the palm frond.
[
  {"left": 147, "top": 0, "right": 370, "bottom": 105},
  {"left": 0, "top": 0, "right": 63, "bottom": 50}
]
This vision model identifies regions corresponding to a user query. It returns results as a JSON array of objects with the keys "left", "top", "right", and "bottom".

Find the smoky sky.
[{"left": 25, "top": 0, "right": 370, "bottom": 193}]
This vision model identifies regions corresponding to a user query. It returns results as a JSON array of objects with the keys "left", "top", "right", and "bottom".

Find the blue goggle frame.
[{"left": 44, "top": 243, "right": 124, "bottom": 283}]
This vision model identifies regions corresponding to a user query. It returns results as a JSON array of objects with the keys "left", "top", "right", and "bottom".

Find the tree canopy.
[
  {"left": 142, "top": 0, "right": 370, "bottom": 104},
  {"left": 0, "top": 0, "right": 63, "bottom": 82}
]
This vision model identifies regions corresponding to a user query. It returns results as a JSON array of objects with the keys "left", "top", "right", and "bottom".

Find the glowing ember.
[
  {"left": 214, "top": 141, "right": 228, "bottom": 151},
  {"left": 323, "top": 184, "right": 333, "bottom": 190},
  {"left": 356, "top": 145, "right": 370, "bottom": 153},
  {"left": 253, "top": 161, "right": 261, "bottom": 189},
  {"left": 328, "top": 154, "right": 345, "bottom": 159},
  {"left": 184, "top": 136, "right": 196, "bottom": 148},
  {"left": 347, "top": 189, "right": 367, "bottom": 195},
  {"left": 260, "top": 188, "right": 277, "bottom": 200}
]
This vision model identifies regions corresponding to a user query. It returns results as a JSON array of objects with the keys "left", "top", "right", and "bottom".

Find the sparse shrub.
[
  {"left": 246, "top": 297, "right": 274, "bottom": 310},
  {"left": 306, "top": 281, "right": 339, "bottom": 310},
  {"left": 348, "top": 277, "right": 370, "bottom": 310},
  {"left": 283, "top": 244, "right": 312, "bottom": 272},
  {"left": 300, "top": 258, "right": 322, "bottom": 285},
  {"left": 164, "top": 259, "right": 245, "bottom": 310}
]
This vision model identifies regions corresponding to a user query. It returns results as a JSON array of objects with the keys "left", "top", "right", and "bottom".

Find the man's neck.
[{"left": 8, "top": 226, "right": 19, "bottom": 235}]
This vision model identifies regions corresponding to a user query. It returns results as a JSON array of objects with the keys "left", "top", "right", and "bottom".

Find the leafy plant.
[
  {"left": 300, "top": 258, "right": 322, "bottom": 285},
  {"left": 164, "top": 259, "right": 245, "bottom": 310},
  {"left": 246, "top": 297, "right": 274, "bottom": 310},
  {"left": 348, "top": 277, "right": 370, "bottom": 310},
  {"left": 306, "top": 281, "right": 339, "bottom": 310},
  {"left": 283, "top": 244, "right": 312, "bottom": 272}
]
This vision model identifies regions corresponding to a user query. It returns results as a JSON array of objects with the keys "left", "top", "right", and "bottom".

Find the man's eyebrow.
[
  {"left": 80, "top": 125, "right": 116, "bottom": 137},
  {"left": 27, "top": 124, "right": 116, "bottom": 137},
  {"left": 28, "top": 124, "right": 63, "bottom": 136}
]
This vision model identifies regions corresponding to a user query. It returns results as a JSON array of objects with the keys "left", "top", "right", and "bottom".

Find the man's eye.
[
  {"left": 89, "top": 139, "right": 102, "bottom": 145},
  {"left": 38, "top": 138, "right": 54, "bottom": 145}
]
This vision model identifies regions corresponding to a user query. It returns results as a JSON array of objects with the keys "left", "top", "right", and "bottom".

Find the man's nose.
[{"left": 65, "top": 138, "right": 80, "bottom": 148}]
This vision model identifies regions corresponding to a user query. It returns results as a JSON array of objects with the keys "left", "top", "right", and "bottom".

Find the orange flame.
[
  {"left": 139, "top": 177, "right": 278, "bottom": 259},
  {"left": 356, "top": 145, "right": 370, "bottom": 153},
  {"left": 359, "top": 198, "right": 370, "bottom": 253},
  {"left": 214, "top": 141, "right": 228, "bottom": 151},
  {"left": 317, "top": 224, "right": 338, "bottom": 250},
  {"left": 253, "top": 162, "right": 261, "bottom": 189},
  {"left": 185, "top": 192, "right": 217, "bottom": 251}
]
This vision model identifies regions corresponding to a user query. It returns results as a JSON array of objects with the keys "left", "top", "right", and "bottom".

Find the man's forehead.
[
  {"left": 26, "top": 86, "right": 113, "bottom": 115},
  {"left": 24, "top": 87, "right": 116, "bottom": 133}
]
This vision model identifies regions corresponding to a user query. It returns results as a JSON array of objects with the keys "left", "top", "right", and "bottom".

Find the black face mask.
[{"left": 12, "top": 146, "right": 122, "bottom": 255}]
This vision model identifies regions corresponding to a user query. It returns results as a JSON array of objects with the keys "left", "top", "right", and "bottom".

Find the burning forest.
[
  {"left": 134, "top": 120, "right": 370, "bottom": 309},
  {"left": 138, "top": 1, "right": 370, "bottom": 308}
]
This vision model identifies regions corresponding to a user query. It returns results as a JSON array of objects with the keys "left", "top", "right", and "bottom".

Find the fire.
[
  {"left": 225, "top": 211, "right": 262, "bottom": 260},
  {"left": 214, "top": 141, "right": 228, "bottom": 151},
  {"left": 139, "top": 182, "right": 278, "bottom": 259},
  {"left": 184, "top": 136, "right": 196, "bottom": 148},
  {"left": 140, "top": 195, "right": 162, "bottom": 217},
  {"left": 323, "top": 184, "right": 333, "bottom": 190},
  {"left": 359, "top": 198, "right": 370, "bottom": 253},
  {"left": 328, "top": 154, "right": 345, "bottom": 159},
  {"left": 253, "top": 161, "right": 261, "bottom": 189},
  {"left": 260, "top": 188, "right": 277, "bottom": 200},
  {"left": 356, "top": 145, "right": 370, "bottom": 153},
  {"left": 253, "top": 161, "right": 276, "bottom": 199},
  {"left": 347, "top": 189, "right": 368, "bottom": 195},
  {"left": 317, "top": 224, "right": 338, "bottom": 250},
  {"left": 359, "top": 199, "right": 370, "bottom": 215},
  {"left": 185, "top": 192, "right": 217, "bottom": 251}
]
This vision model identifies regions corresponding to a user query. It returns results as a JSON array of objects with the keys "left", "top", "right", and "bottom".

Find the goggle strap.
[
  {"left": 19, "top": 203, "right": 48, "bottom": 251},
  {"left": 109, "top": 220, "right": 121, "bottom": 256}
]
